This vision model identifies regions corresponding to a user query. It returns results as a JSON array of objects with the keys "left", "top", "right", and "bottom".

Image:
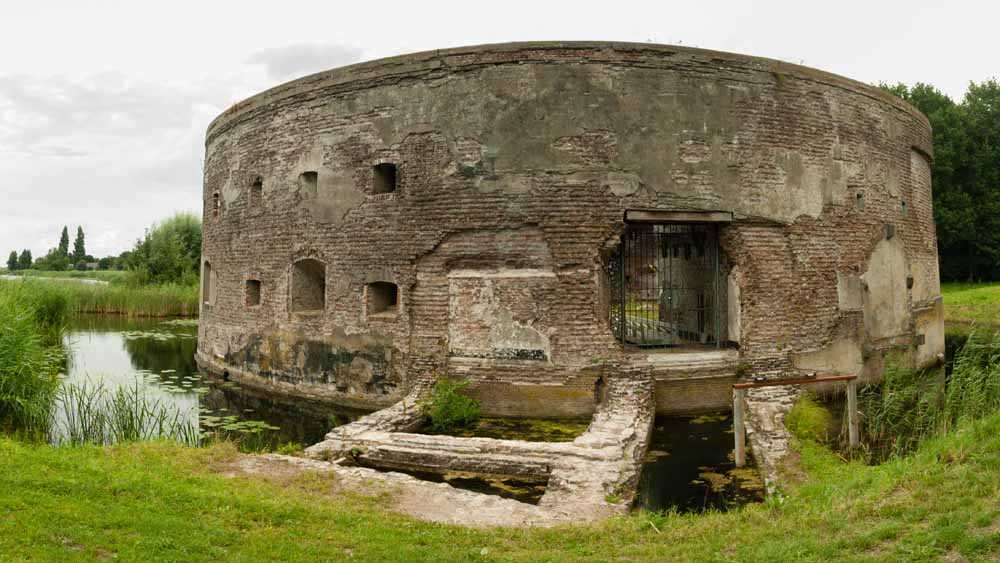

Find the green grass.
[
  {"left": 0, "top": 413, "right": 996, "bottom": 561},
  {"left": 7, "top": 269, "right": 129, "bottom": 283},
  {"left": 941, "top": 282, "right": 1000, "bottom": 327},
  {"left": 0, "top": 279, "right": 198, "bottom": 318}
]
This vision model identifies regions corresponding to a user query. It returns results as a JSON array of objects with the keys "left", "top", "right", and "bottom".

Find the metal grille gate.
[{"left": 607, "top": 223, "right": 726, "bottom": 348}]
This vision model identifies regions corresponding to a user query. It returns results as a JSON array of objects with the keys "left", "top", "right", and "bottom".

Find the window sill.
[
  {"left": 291, "top": 310, "right": 324, "bottom": 317},
  {"left": 367, "top": 311, "right": 399, "bottom": 321}
]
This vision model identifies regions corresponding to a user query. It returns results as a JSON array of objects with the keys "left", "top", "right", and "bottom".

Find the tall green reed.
[
  {"left": 0, "top": 281, "right": 65, "bottom": 438},
  {"left": 0, "top": 278, "right": 199, "bottom": 318},
  {"left": 54, "top": 379, "right": 199, "bottom": 446},
  {"left": 853, "top": 331, "right": 1000, "bottom": 461}
]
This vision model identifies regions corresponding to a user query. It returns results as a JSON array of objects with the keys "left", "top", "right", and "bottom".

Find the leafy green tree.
[
  {"left": 72, "top": 226, "right": 86, "bottom": 263},
  {"left": 33, "top": 248, "right": 70, "bottom": 271},
  {"left": 7, "top": 251, "right": 18, "bottom": 271},
  {"left": 882, "top": 81, "right": 1000, "bottom": 281},
  {"left": 961, "top": 80, "right": 1000, "bottom": 279},
  {"left": 18, "top": 250, "right": 31, "bottom": 270},
  {"left": 97, "top": 257, "right": 114, "bottom": 270},
  {"left": 58, "top": 226, "right": 69, "bottom": 257},
  {"left": 122, "top": 213, "right": 202, "bottom": 286}
]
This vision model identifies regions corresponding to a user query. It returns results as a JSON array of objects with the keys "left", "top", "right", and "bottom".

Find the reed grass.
[
  {"left": 944, "top": 331, "right": 1000, "bottom": 424},
  {"left": 66, "top": 282, "right": 199, "bottom": 317},
  {"left": 54, "top": 379, "right": 199, "bottom": 446},
  {"left": 850, "top": 331, "right": 1000, "bottom": 461},
  {"left": 0, "top": 282, "right": 64, "bottom": 438},
  {"left": 0, "top": 278, "right": 199, "bottom": 318}
]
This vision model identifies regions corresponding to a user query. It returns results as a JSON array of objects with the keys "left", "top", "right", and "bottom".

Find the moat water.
[
  {"left": 636, "top": 413, "right": 765, "bottom": 513},
  {"left": 55, "top": 315, "right": 364, "bottom": 448}
]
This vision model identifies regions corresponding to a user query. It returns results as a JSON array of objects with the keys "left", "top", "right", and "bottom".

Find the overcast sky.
[{"left": 1, "top": 0, "right": 996, "bottom": 260}]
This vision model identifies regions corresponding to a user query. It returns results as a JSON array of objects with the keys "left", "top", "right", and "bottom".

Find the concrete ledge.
[{"left": 306, "top": 375, "right": 655, "bottom": 517}]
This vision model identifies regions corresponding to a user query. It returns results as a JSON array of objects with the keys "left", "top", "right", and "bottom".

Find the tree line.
[
  {"left": 5, "top": 213, "right": 201, "bottom": 287},
  {"left": 6, "top": 226, "right": 104, "bottom": 272},
  {"left": 883, "top": 79, "right": 1000, "bottom": 281}
]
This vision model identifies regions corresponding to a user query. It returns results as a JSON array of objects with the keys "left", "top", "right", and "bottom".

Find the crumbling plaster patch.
[
  {"left": 862, "top": 237, "right": 911, "bottom": 341},
  {"left": 447, "top": 272, "right": 553, "bottom": 361},
  {"left": 792, "top": 336, "right": 863, "bottom": 375}
]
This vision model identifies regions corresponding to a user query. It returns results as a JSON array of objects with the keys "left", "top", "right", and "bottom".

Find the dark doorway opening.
[{"left": 606, "top": 223, "right": 727, "bottom": 348}]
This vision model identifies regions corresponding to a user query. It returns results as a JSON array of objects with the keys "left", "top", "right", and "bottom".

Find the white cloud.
[{"left": 246, "top": 43, "right": 365, "bottom": 82}]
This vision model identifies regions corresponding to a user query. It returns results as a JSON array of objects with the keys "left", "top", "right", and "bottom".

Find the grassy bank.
[
  {"left": 4, "top": 269, "right": 130, "bottom": 283},
  {"left": 0, "top": 412, "right": 996, "bottom": 561},
  {"left": 0, "top": 278, "right": 198, "bottom": 318},
  {"left": 942, "top": 282, "right": 1000, "bottom": 328}
]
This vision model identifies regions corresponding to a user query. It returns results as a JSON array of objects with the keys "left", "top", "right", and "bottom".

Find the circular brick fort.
[{"left": 196, "top": 41, "right": 944, "bottom": 418}]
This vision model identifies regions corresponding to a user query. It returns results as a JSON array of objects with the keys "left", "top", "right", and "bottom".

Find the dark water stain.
[
  {"left": 637, "top": 413, "right": 765, "bottom": 513},
  {"left": 359, "top": 464, "right": 547, "bottom": 504},
  {"left": 198, "top": 372, "right": 369, "bottom": 449},
  {"left": 422, "top": 417, "right": 591, "bottom": 442}
]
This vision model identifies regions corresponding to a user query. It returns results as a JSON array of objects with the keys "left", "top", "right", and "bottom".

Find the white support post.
[
  {"left": 847, "top": 379, "right": 859, "bottom": 449},
  {"left": 734, "top": 387, "right": 746, "bottom": 467}
]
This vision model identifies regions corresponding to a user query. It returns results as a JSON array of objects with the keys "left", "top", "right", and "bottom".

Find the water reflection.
[{"left": 56, "top": 315, "right": 357, "bottom": 448}]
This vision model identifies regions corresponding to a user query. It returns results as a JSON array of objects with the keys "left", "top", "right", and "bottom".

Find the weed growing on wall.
[{"left": 422, "top": 377, "right": 481, "bottom": 432}]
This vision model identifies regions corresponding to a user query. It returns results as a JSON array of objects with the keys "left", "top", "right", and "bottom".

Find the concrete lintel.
[{"left": 624, "top": 209, "right": 734, "bottom": 224}]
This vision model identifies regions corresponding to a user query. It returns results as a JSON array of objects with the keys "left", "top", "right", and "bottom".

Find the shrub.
[
  {"left": 786, "top": 395, "right": 834, "bottom": 443},
  {"left": 422, "top": 377, "right": 481, "bottom": 432},
  {"left": 121, "top": 213, "right": 202, "bottom": 287}
]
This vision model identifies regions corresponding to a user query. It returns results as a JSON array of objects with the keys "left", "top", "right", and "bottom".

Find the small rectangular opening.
[
  {"left": 250, "top": 178, "right": 263, "bottom": 207},
  {"left": 299, "top": 171, "right": 318, "bottom": 195},
  {"left": 373, "top": 163, "right": 397, "bottom": 194},
  {"left": 291, "top": 259, "right": 325, "bottom": 312},
  {"left": 202, "top": 262, "right": 213, "bottom": 305},
  {"left": 212, "top": 193, "right": 220, "bottom": 218},
  {"left": 246, "top": 279, "right": 261, "bottom": 306},
  {"left": 367, "top": 281, "right": 398, "bottom": 315}
]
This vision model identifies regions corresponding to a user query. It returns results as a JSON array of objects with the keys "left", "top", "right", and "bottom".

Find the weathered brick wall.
[{"left": 197, "top": 42, "right": 942, "bottom": 415}]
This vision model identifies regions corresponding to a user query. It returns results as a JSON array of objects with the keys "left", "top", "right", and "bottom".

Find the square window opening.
[
  {"left": 367, "top": 281, "right": 399, "bottom": 315},
  {"left": 299, "top": 171, "right": 318, "bottom": 195}
]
